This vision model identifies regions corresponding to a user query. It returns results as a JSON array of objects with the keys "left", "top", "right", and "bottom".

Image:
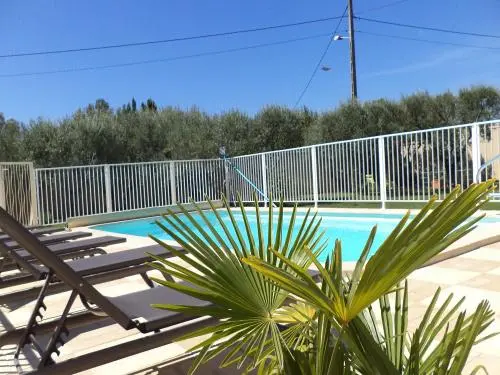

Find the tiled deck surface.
[
  {"left": 406, "top": 241, "right": 500, "bottom": 373},
  {"left": 1, "top": 225, "right": 499, "bottom": 374}
]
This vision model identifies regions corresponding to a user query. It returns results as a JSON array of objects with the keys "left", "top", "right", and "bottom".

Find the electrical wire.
[
  {"left": 356, "top": 0, "right": 411, "bottom": 15},
  {"left": 0, "top": 32, "right": 335, "bottom": 78},
  {"left": 356, "top": 16, "right": 500, "bottom": 39},
  {"left": 0, "top": 16, "right": 345, "bottom": 59},
  {"left": 357, "top": 30, "right": 500, "bottom": 50},
  {"left": 294, "top": 6, "right": 348, "bottom": 108}
]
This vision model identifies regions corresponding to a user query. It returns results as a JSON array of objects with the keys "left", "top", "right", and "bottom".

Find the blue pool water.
[{"left": 91, "top": 211, "right": 500, "bottom": 262}]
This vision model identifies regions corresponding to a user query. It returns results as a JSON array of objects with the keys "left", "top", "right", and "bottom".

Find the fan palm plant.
[{"left": 148, "top": 181, "right": 497, "bottom": 374}]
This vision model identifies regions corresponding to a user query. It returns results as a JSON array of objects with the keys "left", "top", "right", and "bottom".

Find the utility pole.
[{"left": 347, "top": 0, "right": 358, "bottom": 100}]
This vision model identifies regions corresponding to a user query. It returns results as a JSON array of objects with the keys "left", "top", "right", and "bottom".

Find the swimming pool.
[{"left": 91, "top": 210, "right": 500, "bottom": 262}]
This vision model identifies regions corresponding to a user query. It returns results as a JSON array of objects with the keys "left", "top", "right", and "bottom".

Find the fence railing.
[
  {"left": 29, "top": 120, "right": 500, "bottom": 225},
  {"left": 35, "top": 160, "right": 226, "bottom": 225},
  {"left": 0, "top": 162, "right": 37, "bottom": 226},
  {"left": 316, "top": 137, "right": 381, "bottom": 202}
]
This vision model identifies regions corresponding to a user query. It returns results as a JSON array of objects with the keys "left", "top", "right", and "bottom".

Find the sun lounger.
[
  {"left": 13, "top": 235, "right": 125, "bottom": 261},
  {"left": 1, "top": 231, "right": 92, "bottom": 276},
  {"left": 0, "top": 242, "right": 186, "bottom": 303},
  {"left": 32, "top": 244, "right": 180, "bottom": 279},
  {"left": 2, "top": 231, "right": 92, "bottom": 251},
  {"left": 0, "top": 235, "right": 126, "bottom": 286},
  {"left": 0, "top": 226, "right": 64, "bottom": 242},
  {"left": 0, "top": 218, "right": 184, "bottom": 304},
  {"left": 0, "top": 206, "right": 211, "bottom": 374},
  {"left": 0, "top": 223, "right": 50, "bottom": 235}
]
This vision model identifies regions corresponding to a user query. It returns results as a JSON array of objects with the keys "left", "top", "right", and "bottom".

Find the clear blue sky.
[{"left": 1, "top": 0, "right": 500, "bottom": 123}]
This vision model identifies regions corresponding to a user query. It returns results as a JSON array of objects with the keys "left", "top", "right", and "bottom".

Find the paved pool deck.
[{"left": 1, "top": 211, "right": 499, "bottom": 374}]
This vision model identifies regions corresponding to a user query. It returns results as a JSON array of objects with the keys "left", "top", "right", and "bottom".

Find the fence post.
[
  {"left": 378, "top": 137, "right": 387, "bottom": 209},
  {"left": 471, "top": 123, "right": 481, "bottom": 183},
  {"left": 0, "top": 165, "right": 7, "bottom": 213},
  {"left": 311, "top": 146, "right": 319, "bottom": 208},
  {"left": 0, "top": 166, "right": 5, "bottom": 210},
  {"left": 261, "top": 154, "right": 268, "bottom": 207},
  {"left": 104, "top": 165, "right": 113, "bottom": 213},
  {"left": 169, "top": 162, "right": 177, "bottom": 204},
  {"left": 29, "top": 163, "right": 39, "bottom": 225}
]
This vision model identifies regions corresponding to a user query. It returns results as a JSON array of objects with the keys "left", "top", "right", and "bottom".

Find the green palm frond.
[
  {"left": 149, "top": 193, "right": 325, "bottom": 373},
  {"left": 244, "top": 182, "right": 494, "bottom": 320},
  {"left": 349, "top": 182, "right": 495, "bottom": 318},
  {"left": 150, "top": 181, "right": 497, "bottom": 374},
  {"left": 357, "top": 281, "right": 496, "bottom": 374},
  {"left": 243, "top": 181, "right": 496, "bottom": 374}
]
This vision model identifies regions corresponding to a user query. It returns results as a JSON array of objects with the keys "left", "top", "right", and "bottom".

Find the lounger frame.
[{"left": 0, "top": 207, "right": 200, "bottom": 374}]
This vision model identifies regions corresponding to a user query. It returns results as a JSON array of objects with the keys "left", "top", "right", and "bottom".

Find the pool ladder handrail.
[
  {"left": 223, "top": 157, "right": 277, "bottom": 208},
  {"left": 476, "top": 153, "right": 500, "bottom": 200}
]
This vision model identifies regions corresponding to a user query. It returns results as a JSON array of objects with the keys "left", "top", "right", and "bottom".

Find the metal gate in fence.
[{"left": 0, "top": 162, "right": 37, "bottom": 226}]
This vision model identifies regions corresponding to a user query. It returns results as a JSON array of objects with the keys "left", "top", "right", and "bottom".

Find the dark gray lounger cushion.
[
  {"left": 0, "top": 226, "right": 64, "bottom": 242},
  {"left": 15, "top": 236, "right": 126, "bottom": 260},
  {"left": 109, "top": 284, "right": 211, "bottom": 332},
  {"left": 3, "top": 231, "right": 92, "bottom": 250},
  {"left": 33, "top": 244, "right": 184, "bottom": 276}
]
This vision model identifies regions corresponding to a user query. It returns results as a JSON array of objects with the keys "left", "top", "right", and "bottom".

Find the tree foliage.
[
  {"left": 1, "top": 86, "right": 499, "bottom": 167},
  {"left": 0, "top": 113, "right": 24, "bottom": 162}
]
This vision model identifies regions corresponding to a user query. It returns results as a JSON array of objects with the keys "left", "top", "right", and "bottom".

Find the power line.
[
  {"left": 357, "top": 30, "right": 500, "bottom": 50},
  {"left": 356, "top": 16, "right": 500, "bottom": 39},
  {"left": 0, "top": 32, "right": 335, "bottom": 78},
  {"left": 356, "top": 0, "right": 411, "bottom": 15},
  {"left": 294, "top": 6, "right": 348, "bottom": 108},
  {"left": 0, "top": 16, "right": 344, "bottom": 59}
]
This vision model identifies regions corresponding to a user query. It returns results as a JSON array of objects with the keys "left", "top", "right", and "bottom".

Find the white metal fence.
[
  {"left": 227, "top": 154, "right": 264, "bottom": 202},
  {"left": 16, "top": 120, "right": 500, "bottom": 225},
  {"left": 35, "top": 160, "right": 227, "bottom": 225},
  {"left": 0, "top": 162, "right": 37, "bottom": 226},
  {"left": 316, "top": 137, "right": 381, "bottom": 202}
]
